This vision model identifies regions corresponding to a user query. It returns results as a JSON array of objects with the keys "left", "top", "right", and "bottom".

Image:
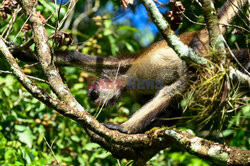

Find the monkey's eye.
[{"left": 90, "top": 89, "right": 99, "bottom": 101}]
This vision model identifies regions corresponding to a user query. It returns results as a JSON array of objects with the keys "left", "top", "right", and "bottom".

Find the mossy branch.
[{"left": 200, "top": 0, "right": 226, "bottom": 59}]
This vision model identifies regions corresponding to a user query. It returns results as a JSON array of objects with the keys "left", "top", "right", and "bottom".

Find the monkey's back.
[{"left": 126, "top": 40, "right": 187, "bottom": 95}]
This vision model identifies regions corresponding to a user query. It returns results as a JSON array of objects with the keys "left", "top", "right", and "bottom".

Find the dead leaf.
[{"left": 120, "top": 0, "right": 134, "bottom": 9}]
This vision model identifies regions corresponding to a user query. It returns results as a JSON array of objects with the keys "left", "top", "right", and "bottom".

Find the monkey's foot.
[{"left": 102, "top": 123, "right": 128, "bottom": 133}]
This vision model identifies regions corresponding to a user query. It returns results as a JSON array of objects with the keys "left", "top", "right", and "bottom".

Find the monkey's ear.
[{"left": 102, "top": 123, "right": 128, "bottom": 133}]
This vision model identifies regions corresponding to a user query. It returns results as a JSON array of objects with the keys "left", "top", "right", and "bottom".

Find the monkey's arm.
[
  {"left": 104, "top": 76, "right": 187, "bottom": 134},
  {"left": 8, "top": 49, "right": 133, "bottom": 75},
  {"left": 54, "top": 51, "right": 133, "bottom": 75}
]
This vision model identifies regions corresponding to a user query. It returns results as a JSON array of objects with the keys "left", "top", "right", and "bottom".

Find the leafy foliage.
[{"left": 0, "top": 0, "right": 249, "bottom": 165}]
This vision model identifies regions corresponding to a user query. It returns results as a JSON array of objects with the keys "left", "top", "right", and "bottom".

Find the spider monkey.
[
  {"left": 86, "top": 0, "right": 246, "bottom": 134},
  {"left": 88, "top": 32, "right": 197, "bottom": 134}
]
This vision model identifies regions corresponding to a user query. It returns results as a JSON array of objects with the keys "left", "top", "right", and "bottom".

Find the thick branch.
[
  {"left": 17, "top": 0, "right": 83, "bottom": 111},
  {"left": 155, "top": 128, "right": 250, "bottom": 166}
]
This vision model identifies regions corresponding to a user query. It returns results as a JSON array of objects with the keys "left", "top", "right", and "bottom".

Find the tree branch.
[
  {"left": 17, "top": 0, "right": 84, "bottom": 111},
  {"left": 200, "top": 0, "right": 225, "bottom": 53},
  {"left": 141, "top": 0, "right": 207, "bottom": 65},
  {"left": 155, "top": 128, "right": 250, "bottom": 166}
]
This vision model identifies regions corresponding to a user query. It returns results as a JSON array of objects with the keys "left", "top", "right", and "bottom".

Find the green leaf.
[
  {"left": 7, "top": 141, "right": 22, "bottom": 149},
  {"left": 108, "top": 36, "right": 118, "bottom": 56},
  {"left": 103, "top": 29, "right": 113, "bottom": 36},
  {"left": 241, "top": 104, "right": 250, "bottom": 116},
  {"left": 220, "top": 129, "right": 234, "bottom": 137},
  {"left": 95, "top": 151, "right": 110, "bottom": 159},
  {"left": 4, "top": 148, "right": 17, "bottom": 162},
  {"left": 20, "top": 146, "right": 32, "bottom": 164},
  {"left": 83, "top": 143, "right": 100, "bottom": 151},
  {"left": 230, "top": 35, "right": 237, "bottom": 43},
  {"left": 181, "top": 99, "right": 188, "bottom": 109},
  {"left": 124, "top": 42, "right": 135, "bottom": 52},
  {"left": 15, "top": 125, "right": 34, "bottom": 148},
  {"left": 104, "top": 20, "right": 112, "bottom": 29},
  {"left": 71, "top": 135, "right": 80, "bottom": 142},
  {"left": 118, "top": 25, "right": 140, "bottom": 33},
  {"left": 0, "top": 132, "right": 7, "bottom": 148},
  {"left": 38, "top": 0, "right": 55, "bottom": 13}
]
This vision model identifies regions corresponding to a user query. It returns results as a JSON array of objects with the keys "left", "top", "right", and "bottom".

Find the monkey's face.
[{"left": 88, "top": 79, "right": 123, "bottom": 107}]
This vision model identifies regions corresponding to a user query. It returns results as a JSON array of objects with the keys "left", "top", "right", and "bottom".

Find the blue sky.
[
  {"left": 59, "top": 0, "right": 170, "bottom": 46},
  {"left": 104, "top": 0, "right": 170, "bottom": 46},
  {"left": 111, "top": 0, "right": 170, "bottom": 34}
]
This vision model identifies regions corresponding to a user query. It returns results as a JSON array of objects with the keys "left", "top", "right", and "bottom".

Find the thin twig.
[
  {"left": 13, "top": 89, "right": 23, "bottom": 106},
  {"left": 0, "top": 70, "right": 49, "bottom": 84},
  {"left": 219, "top": 22, "right": 250, "bottom": 32},
  {"left": 59, "top": 0, "right": 77, "bottom": 30},
  {"left": 43, "top": 136, "right": 61, "bottom": 166},
  {"left": 181, "top": 9, "right": 206, "bottom": 25},
  {"left": 51, "top": 0, "right": 64, "bottom": 62},
  {"left": 23, "top": 62, "right": 39, "bottom": 68},
  {"left": 221, "top": 36, "right": 250, "bottom": 76},
  {"left": 228, "top": 0, "right": 249, "bottom": 29},
  {"left": 2, "top": 6, "right": 22, "bottom": 39},
  {"left": 153, "top": 0, "right": 164, "bottom": 5},
  {"left": 13, "top": 14, "right": 31, "bottom": 42}
]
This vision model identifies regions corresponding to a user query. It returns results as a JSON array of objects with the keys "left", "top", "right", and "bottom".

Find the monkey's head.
[{"left": 87, "top": 78, "right": 124, "bottom": 106}]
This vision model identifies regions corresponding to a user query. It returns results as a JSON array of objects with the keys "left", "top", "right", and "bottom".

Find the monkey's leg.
[{"left": 103, "top": 76, "right": 187, "bottom": 134}]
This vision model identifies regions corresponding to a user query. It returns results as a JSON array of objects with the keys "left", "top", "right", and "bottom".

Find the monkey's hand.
[{"left": 102, "top": 123, "right": 128, "bottom": 133}]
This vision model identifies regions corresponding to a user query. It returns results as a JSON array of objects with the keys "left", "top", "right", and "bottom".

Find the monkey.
[
  {"left": 87, "top": 0, "right": 248, "bottom": 134},
  {"left": 88, "top": 31, "right": 198, "bottom": 134},
  {"left": 88, "top": 31, "right": 200, "bottom": 105}
]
